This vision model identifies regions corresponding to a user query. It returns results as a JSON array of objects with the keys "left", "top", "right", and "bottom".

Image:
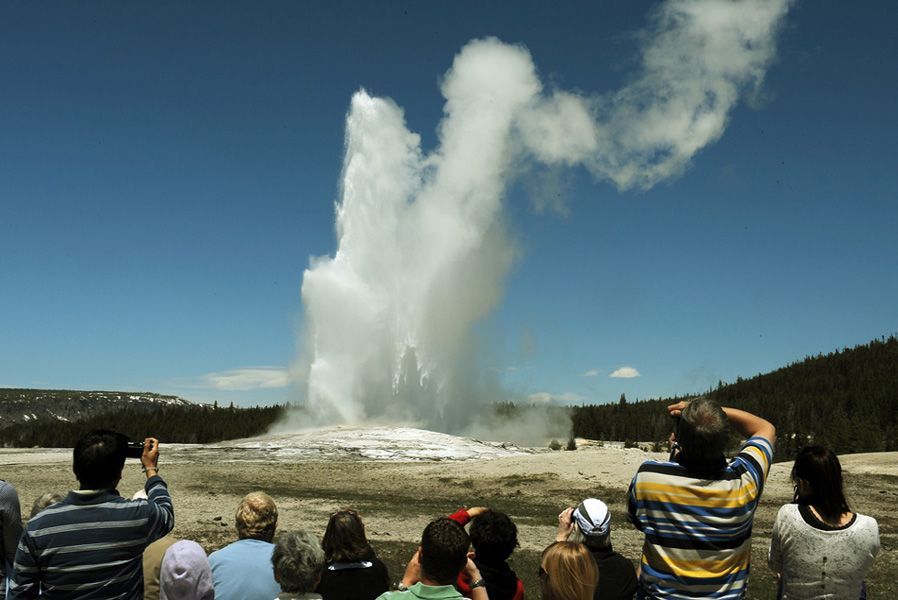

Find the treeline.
[
  {"left": 571, "top": 335, "right": 898, "bottom": 460},
  {"left": 0, "top": 403, "right": 289, "bottom": 448}
]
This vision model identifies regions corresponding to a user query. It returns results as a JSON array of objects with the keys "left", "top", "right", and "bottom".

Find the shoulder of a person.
[
  {"left": 209, "top": 540, "right": 245, "bottom": 558},
  {"left": 612, "top": 550, "right": 637, "bottom": 568},
  {"left": 740, "top": 435, "right": 775, "bottom": 452},
  {"left": 636, "top": 458, "right": 676, "bottom": 472},
  {"left": 0, "top": 479, "right": 18, "bottom": 498},
  {"left": 771, "top": 503, "right": 800, "bottom": 525},
  {"left": 776, "top": 502, "right": 799, "bottom": 516},
  {"left": 853, "top": 513, "right": 879, "bottom": 529}
]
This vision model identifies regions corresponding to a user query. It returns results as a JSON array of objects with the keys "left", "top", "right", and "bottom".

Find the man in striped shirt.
[
  {"left": 10, "top": 430, "right": 174, "bottom": 599},
  {"left": 627, "top": 398, "right": 776, "bottom": 599}
]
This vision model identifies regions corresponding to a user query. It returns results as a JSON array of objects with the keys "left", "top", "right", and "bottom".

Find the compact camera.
[{"left": 125, "top": 440, "right": 149, "bottom": 459}]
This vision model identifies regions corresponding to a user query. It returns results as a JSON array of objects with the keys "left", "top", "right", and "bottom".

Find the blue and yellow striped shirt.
[{"left": 627, "top": 436, "right": 774, "bottom": 599}]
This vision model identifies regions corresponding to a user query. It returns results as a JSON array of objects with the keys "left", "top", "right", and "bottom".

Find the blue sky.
[{"left": 1, "top": 1, "right": 896, "bottom": 408}]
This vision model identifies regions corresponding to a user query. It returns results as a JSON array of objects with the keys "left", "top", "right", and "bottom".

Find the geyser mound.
[{"left": 165, "top": 425, "right": 532, "bottom": 463}]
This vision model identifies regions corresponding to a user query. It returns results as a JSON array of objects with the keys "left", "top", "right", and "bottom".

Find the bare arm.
[
  {"left": 465, "top": 555, "right": 489, "bottom": 600},
  {"left": 399, "top": 548, "right": 422, "bottom": 588},
  {"left": 668, "top": 401, "right": 776, "bottom": 444},
  {"left": 555, "top": 507, "right": 574, "bottom": 542},
  {"left": 722, "top": 407, "right": 776, "bottom": 444},
  {"left": 141, "top": 437, "right": 160, "bottom": 479}
]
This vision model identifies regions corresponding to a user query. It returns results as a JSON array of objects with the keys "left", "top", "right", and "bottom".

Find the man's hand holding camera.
[{"left": 141, "top": 437, "right": 160, "bottom": 479}]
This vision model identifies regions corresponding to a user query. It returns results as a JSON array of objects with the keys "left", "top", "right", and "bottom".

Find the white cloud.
[
  {"left": 609, "top": 367, "right": 641, "bottom": 379},
  {"left": 198, "top": 367, "right": 290, "bottom": 391},
  {"left": 527, "top": 391, "right": 585, "bottom": 405},
  {"left": 581, "top": 368, "right": 599, "bottom": 377}
]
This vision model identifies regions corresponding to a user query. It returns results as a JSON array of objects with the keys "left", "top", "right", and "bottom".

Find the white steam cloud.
[{"left": 298, "top": 0, "right": 791, "bottom": 432}]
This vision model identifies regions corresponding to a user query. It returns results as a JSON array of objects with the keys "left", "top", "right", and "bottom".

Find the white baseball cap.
[{"left": 573, "top": 498, "right": 611, "bottom": 537}]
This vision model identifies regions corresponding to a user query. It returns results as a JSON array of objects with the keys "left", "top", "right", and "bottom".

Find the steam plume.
[{"left": 298, "top": 0, "right": 792, "bottom": 432}]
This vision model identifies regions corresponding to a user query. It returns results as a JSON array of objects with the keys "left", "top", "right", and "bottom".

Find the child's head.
[{"left": 469, "top": 510, "right": 519, "bottom": 562}]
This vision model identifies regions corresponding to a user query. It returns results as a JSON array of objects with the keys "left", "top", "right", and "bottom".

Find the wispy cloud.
[
  {"left": 197, "top": 367, "right": 290, "bottom": 391},
  {"left": 527, "top": 391, "right": 584, "bottom": 405},
  {"left": 581, "top": 368, "right": 599, "bottom": 377},
  {"left": 609, "top": 367, "right": 641, "bottom": 379}
]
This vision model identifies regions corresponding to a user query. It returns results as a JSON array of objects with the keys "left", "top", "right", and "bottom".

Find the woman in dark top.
[{"left": 315, "top": 509, "right": 390, "bottom": 600}]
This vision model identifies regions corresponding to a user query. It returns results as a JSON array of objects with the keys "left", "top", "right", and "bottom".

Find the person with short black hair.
[
  {"left": 271, "top": 530, "right": 326, "bottom": 600},
  {"left": 448, "top": 506, "right": 524, "bottom": 599},
  {"left": 557, "top": 498, "right": 636, "bottom": 600},
  {"left": 209, "top": 491, "right": 281, "bottom": 600},
  {"left": 316, "top": 509, "right": 389, "bottom": 600},
  {"left": 10, "top": 430, "right": 173, "bottom": 599},
  {"left": 376, "top": 518, "right": 487, "bottom": 600},
  {"left": 768, "top": 446, "right": 880, "bottom": 599}
]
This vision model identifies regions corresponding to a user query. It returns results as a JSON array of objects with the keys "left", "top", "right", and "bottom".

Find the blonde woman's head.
[
  {"left": 235, "top": 491, "right": 278, "bottom": 542},
  {"left": 540, "top": 541, "right": 598, "bottom": 600}
]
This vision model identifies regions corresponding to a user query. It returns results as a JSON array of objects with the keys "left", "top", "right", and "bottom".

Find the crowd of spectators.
[{"left": 0, "top": 398, "right": 882, "bottom": 599}]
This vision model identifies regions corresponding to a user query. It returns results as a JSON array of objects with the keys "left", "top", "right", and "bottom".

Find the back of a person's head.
[
  {"left": 469, "top": 510, "right": 518, "bottom": 563},
  {"left": 540, "top": 541, "right": 598, "bottom": 600},
  {"left": 272, "top": 530, "right": 325, "bottom": 595},
  {"left": 792, "top": 445, "right": 850, "bottom": 522},
  {"left": 567, "top": 499, "right": 611, "bottom": 551},
  {"left": 73, "top": 429, "right": 128, "bottom": 489},
  {"left": 159, "top": 540, "right": 215, "bottom": 600},
  {"left": 419, "top": 517, "right": 470, "bottom": 585},
  {"left": 677, "top": 397, "right": 729, "bottom": 466},
  {"left": 235, "top": 491, "right": 278, "bottom": 542},
  {"left": 30, "top": 492, "right": 64, "bottom": 519},
  {"left": 322, "top": 509, "right": 373, "bottom": 562}
]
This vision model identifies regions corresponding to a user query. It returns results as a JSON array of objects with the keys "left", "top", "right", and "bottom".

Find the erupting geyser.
[{"left": 298, "top": 0, "right": 792, "bottom": 432}]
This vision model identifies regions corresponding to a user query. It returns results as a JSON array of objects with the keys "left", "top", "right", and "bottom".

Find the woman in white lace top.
[{"left": 768, "top": 446, "right": 880, "bottom": 599}]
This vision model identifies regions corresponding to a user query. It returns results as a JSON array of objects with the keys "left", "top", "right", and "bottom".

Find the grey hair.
[
  {"left": 566, "top": 521, "right": 610, "bottom": 550},
  {"left": 678, "top": 397, "right": 729, "bottom": 466},
  {"left": 271, "top": 530, "right": 325, "bottom": 594}
]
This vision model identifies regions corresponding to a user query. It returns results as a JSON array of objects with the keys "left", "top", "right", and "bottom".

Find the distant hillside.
[
  {"left": 571, "top": 335, "right": 898, "bottom": 460},
  {"left": 0, "top": 388, "right": 287, "bottom": 447},
  {"left": 0, "top": 388, "right": 191, "bottom": 426}
]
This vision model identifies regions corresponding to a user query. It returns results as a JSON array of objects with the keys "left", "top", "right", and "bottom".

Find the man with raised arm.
[
  {"left": 10, "top": 430, "right": 173, "bottom": 599},
  {"left": 627, "top": 397, "right": 776, "bottom": 599},
  {"left": 377, "top": 518, "right": 489, "bottom": 600}
]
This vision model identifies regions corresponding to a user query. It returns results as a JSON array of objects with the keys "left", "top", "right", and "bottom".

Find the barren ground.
[{"left": 2, "top": 437, "right": 895, "bottom": 599}]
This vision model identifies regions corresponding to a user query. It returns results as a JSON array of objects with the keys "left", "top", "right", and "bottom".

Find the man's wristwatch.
[
  {"left": 394, "top": 581, "right": 409, "bottom": 591},
  {"left": 470, "top": 577, "right": 485, "bottom": 589}
]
